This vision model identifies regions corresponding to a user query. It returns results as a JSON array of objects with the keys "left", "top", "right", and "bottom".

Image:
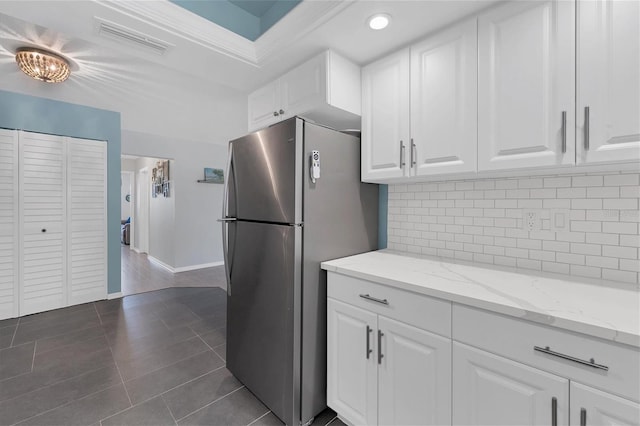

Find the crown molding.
[
  {"left": 95, "top": 0, "right": 354, "bottom": 68},
  {"left": 254, "top": 1, "right": 355, "bottom": 64}
]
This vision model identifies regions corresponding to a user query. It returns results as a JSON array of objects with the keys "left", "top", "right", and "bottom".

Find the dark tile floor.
[{"left": 0, "top": 287, "right": 344, "bottom": 426}]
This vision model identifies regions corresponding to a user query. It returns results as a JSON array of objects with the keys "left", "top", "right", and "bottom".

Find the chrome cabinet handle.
[
  {"left": 217, "top": 218, "right": 237, "bottom": 222},
  {"left": 561, "top": 111, "right": 567, "bottom": 154},
  {"left": 534, "top": 346, "right": 609, "bottom": 371},
  {"left": 411, "top": 138, "right": 416, "bottom": 167},
  {"left": 366, "top": 325, "right": 373, "bottom": 359},
  {"left": 359, "top": 294, "right": 389, "bottom": 305},
  {"left": 552, "top": 397, "right": 558, "bottom": 426},
  {"left": 584, "top": 106, "right": 590, "bottom": 151},
  {"left": 400, "top": 140, "right": 406, "bottom": 167},
  {"left": 377, "top": 330, "right": 384, "bottom": 364},
  {"left": 273, "top": 111, "right": 279, "bottom": 117},
  {"left": 580, "top": 408, "right": 587, "bottom": 426}
]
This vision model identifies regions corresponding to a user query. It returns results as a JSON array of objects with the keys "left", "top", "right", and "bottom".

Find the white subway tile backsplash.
[{"left": 388, "top": 172, "right": 640, "bottom": 283}]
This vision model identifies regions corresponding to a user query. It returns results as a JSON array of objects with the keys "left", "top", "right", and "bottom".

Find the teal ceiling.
[{"left": 170, "top": 0, "right": 302, "bottom": 41}]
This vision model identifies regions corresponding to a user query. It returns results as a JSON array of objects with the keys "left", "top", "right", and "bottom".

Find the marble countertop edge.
[{"left": 321, "top": 252, "right": 640, "bottom": 349}]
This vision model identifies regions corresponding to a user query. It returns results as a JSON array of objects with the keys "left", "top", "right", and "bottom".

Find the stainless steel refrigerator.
[{"left": 220, "top": 117, "right": 378, "bottom": 426}]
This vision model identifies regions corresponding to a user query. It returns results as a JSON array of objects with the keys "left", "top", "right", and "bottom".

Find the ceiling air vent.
[{"left": 96, "top": 18, "right": 171, "bottom": 55}]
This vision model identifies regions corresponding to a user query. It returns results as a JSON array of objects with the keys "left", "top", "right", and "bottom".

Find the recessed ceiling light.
[{"left": 367, "top": 13, "right": 391, "bottom": 30}]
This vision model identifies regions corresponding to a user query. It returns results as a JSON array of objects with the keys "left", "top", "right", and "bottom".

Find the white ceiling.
[{"left": 0, "top": 0, "right": 500, "bottom": 143}]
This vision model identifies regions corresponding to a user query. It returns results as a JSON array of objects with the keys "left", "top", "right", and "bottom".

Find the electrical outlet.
[{"left": 522, "top": 210, "right": 541, "bottom": 231}]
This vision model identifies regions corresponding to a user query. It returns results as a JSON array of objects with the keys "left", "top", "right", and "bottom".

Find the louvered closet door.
[
  {"left": 19, "top": 132, "right": 67, "bottom": 316},
  {"left": 0, "top": 129, "right": 19, "bottom": 320},
  {"left": 67, "top": 138, "right": 107, "bottom": 305}
]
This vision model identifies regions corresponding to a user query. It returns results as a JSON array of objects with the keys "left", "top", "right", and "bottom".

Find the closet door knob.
[{"left": 41, "top": 229, "right": 47, "bottom": 233}]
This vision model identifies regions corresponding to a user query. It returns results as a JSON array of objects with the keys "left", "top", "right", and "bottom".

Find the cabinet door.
[
  {"left": 361, "top": 49, "right": 410, "bottom": 182},
  {"left": 327, "top": 298, "right": 378, "bottom": 426},
  {"left": 577, "top": 0, "right": 640, "bottom": 164},
  {"left": 248, "top": 81, "right": 280, "bottom": 132},
  {"left": 67, "top": 138, "right": 107, "bottom": 306},
  {"left": 0, "top": 129, "right": 18, "bottom": 320},
  {"left": 570, "top": 382, "right": 640, "bottom": 426},
  {"left": 411, "top": 19, "right": 477, "bottom": 176},
  {"left": 453, "top": 342, "right": 568, "bottom": 426},
  {"left": 378, "top": 316, "right": 451, "bottom": 426},
  {"left": 280, "top": 53, "right": 326, "bottom": 119},
  {"left": 19, "top": 132, "right": 67, "bottom": 316},
  {"left": 478, "top": 0, "right": 575, "bottom": 171}
]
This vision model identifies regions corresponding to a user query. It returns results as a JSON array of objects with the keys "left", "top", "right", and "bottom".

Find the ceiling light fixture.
[
  {"left": 15, "top": 48, "right": 71, "bottom": 83},
  {"left": 367, "top": 13, "right": 391, "bottom": 30}
]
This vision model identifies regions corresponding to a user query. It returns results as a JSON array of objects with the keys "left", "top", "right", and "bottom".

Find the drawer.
[
  {"left": 327, "top": 272, "right": 451, "bottom": 338},
  {"left": 453, "top": 303, "right": 640, "bottom": 402}
]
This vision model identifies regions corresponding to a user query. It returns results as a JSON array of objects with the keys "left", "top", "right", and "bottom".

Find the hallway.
[{"left": 121, "top": 246, "right": 227, "bottom": 296}]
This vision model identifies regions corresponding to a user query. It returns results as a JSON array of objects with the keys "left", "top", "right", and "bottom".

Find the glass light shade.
[
  {"left": 15, "top": 48, "right": 70, "bottom": 83},
  {"left": 368, "top": 14, "right": 390, "bottom": 30}
]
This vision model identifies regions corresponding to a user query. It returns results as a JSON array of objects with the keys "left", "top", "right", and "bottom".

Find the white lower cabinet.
[
  {"left": 453, "top": 342, "right": 568, "bottom": 426},
  {"left": 570, "top": 382, "right": 640, "bottom": 426},
  {"left": 378, "top": 316, "right": 451, "bottom": 426},
  {"left": 327, "top": 273, "right": 451, "bottom": 426},
  {"left": 326, "top": 271, "right": 639, "bottom": 426},
  {"left": 327, "top": 298, "right": 378, "bottom": 426}
]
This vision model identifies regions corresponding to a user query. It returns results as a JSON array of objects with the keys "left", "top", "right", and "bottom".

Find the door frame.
[
  {"left": 135, "top": 167, "right": 150, "bottom": 254},
  {"left": 120, "top": 171, "right": 135, "bottom": 249}
]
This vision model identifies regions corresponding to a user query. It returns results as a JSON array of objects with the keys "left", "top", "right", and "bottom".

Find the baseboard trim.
[
  {"left": 107, "top": 292, "right": 123, "bottom": 300},
  {"left": 174, "top": 261, "right": 224, "bottom": 273},
  {"left": 148, "top": 255, "right": 175, "bottom": 273},
  {"left": 131, "top": 247, "right": 142, "bottom": 254}
]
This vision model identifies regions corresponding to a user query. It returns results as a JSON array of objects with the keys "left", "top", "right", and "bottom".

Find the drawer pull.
[
  {"left": 378, "top": 330, "right": 384, "bottom": 364},
  {"left": 359, "top": 294, "right": 389, "bottom": 305},
  {"left": 366, "top": 325, "right": 373, "bottom": 359},
  {"left": 580, "top": 408, "right": 587, "bottom": 426},
  {"left": 534, "top": 346, "right": 609, "bottom": 371},
  {"left": 551, "top": 397, "right": 558, "bottom": 426}
]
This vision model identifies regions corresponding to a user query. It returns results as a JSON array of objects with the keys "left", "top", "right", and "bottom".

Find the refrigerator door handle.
[{"left": 221, "top": 143, "right": 234, "bottom": 294}]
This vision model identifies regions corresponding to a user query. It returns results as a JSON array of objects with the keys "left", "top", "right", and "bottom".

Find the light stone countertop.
[{"left": 321, "top": 250, "right": 640, "bottom": 348}]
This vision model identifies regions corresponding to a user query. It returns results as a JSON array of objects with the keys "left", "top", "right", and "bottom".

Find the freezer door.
[
  {"left": 226, "top": 220, "right": 302, "bottom": 426},
  {"left": 229, "top": 118, "right": 302, "bottom": 224}
]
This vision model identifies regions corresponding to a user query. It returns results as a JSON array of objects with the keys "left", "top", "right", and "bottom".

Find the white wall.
[
  {"left": 133, "top": 157, "right": 176, "bottom": 267},
  {"left": 122, "top": 130, "right": 238, "bottom": 269}
]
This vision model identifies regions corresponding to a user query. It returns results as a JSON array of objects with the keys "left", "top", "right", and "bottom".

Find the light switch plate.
[{"left": 550, "top": 209, "right": 570, "bottom": 232}]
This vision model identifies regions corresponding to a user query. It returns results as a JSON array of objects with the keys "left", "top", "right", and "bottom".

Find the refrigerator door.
[
  {"left": 226, "top": 220, "right": 302, "bottom": 426},
  {"left": 229, "top": 117, "right": 302, "bottom": 224}
]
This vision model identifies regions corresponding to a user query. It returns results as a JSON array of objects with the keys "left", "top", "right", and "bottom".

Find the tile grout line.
[
  {"left": 161, "top": 395, "right": 179, "bottom": 426},
  {"left": 12, "top": 383, "right": 125, "bottom": 425},
  {"left": 30, "top": 341, "right": 36, "bottom": 372},
  {"left": 9, "top": 317, "right": 20, "bottom": 347},
  {"left": 246, "top": 411, "right": 273, "bottom": 426},
  {"left": 118, "top": 344, "right": 212, "bottom": 383},
  {"left": 196, "top": 335, "right": 226, "bottom": 364},
  {"left": 109, "top": 346, "right": 133, "bottom": 407},
  {"left": 175, "top": 385, "right": 246, "bottom": 423},
  {"left": 93, "top": 302, "right": 104, "bottom": 325}
]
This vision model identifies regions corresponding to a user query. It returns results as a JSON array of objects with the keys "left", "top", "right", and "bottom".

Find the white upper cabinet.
[
  {"left": 361, "top": 49, "right": 411, "bottom": 182},
  {"left": 247, "top": 50, "right": 361, "bottom": 132},
  {"left": 411, "top": 19, "right": 477, "bottom": 176},
  {"left": 577, "top": 0, "right": 640, "bottom": 164},
  {"left": 478, "top": 0, "right": 575, "bottom": 171},
  {"left": 0, "top": 129, "right": 18, "bottom": 320},
  {"left": 247, "top": 81, "right": 280, "bottom": 132}
]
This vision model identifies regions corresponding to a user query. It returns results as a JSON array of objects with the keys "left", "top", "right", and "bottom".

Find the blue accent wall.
[
  {"left": 378, "top": 184, "right": 388, "bottom": 249},
  {"left": 0, "top": 89, "right": 122, "bottom": 295},
  {"left": 170, "top": 0, "right": 301, "bottom": 41}
]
